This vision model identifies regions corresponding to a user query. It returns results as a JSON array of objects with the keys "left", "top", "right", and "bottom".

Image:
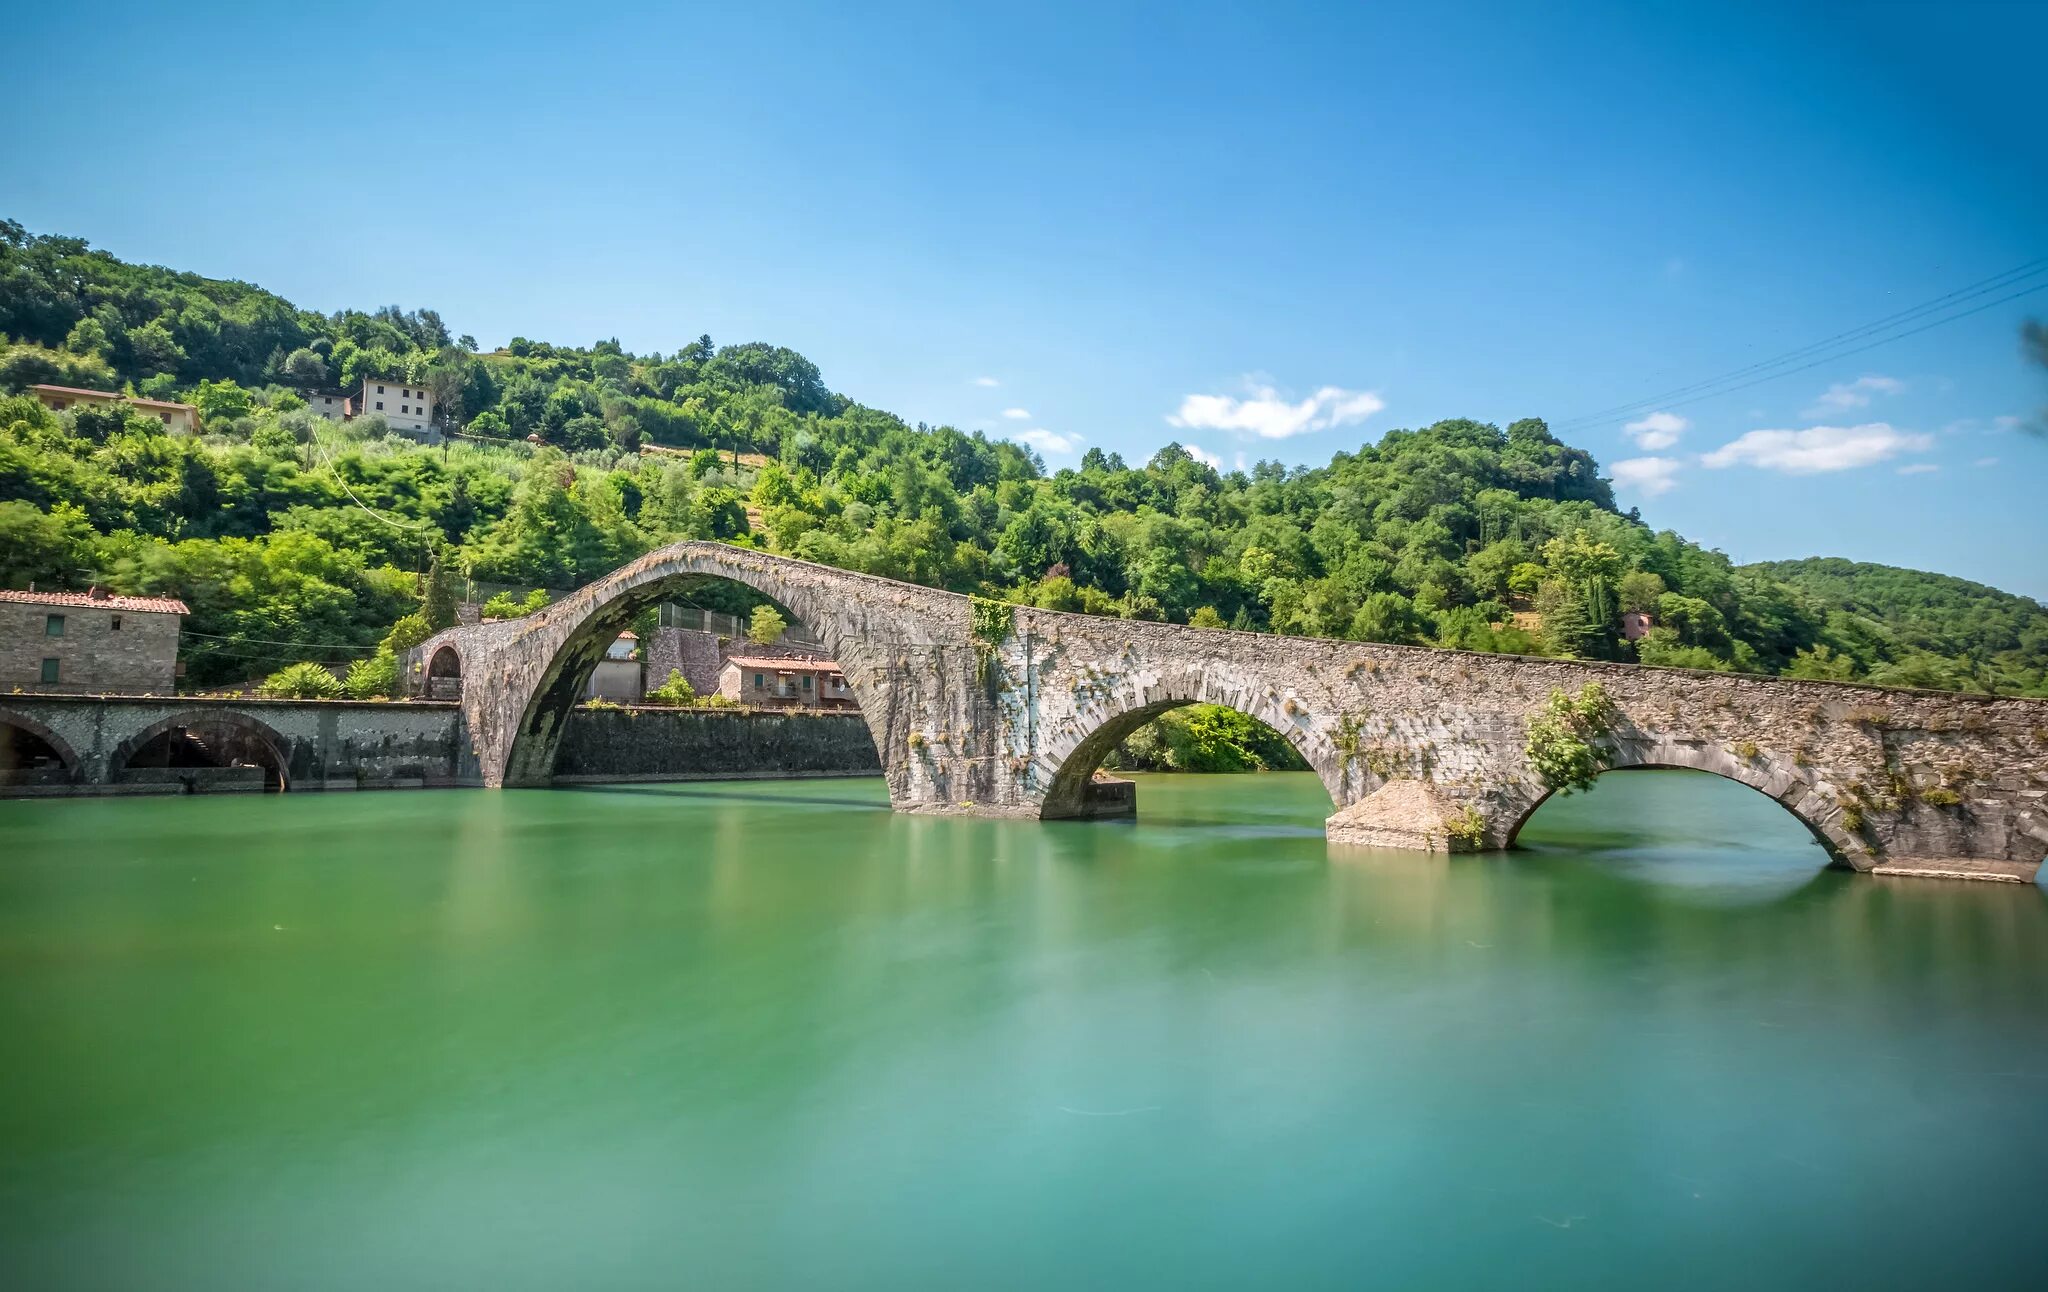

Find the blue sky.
[{"left": 6, "top": 1, "right": 2045, "bottom": 595}]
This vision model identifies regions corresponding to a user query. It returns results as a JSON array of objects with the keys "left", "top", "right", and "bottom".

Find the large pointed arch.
[
  {"left": 1495, "top": 736, "right": 1861, "bottom": 868},
  {"left": 482, "top": 545, "right": 894, "bottom": 787}
]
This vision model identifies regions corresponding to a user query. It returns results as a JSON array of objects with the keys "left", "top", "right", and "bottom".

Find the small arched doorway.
[{"left": 426, "top": 646, "right": 463, "bottom": 700}]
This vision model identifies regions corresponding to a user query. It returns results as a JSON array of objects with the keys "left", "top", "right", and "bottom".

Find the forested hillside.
[
  {"left": 1743, "top": 558, "right": 2048, "bottom": 694},
  {"left": 2, "top": 219, "right": 2042, "bottom": 695}
]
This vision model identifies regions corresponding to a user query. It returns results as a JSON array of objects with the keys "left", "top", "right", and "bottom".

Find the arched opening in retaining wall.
[
  {"left": 1505, "top": 765, "right": 1849, "bottom": 876},
  {"left": 0, "top": 711, "right": 78, "bottom": 785},
  {"left": 426, "top": 646, "right": 463, "bottom": 700},
  {"left": 501, "top": 565, "right": 882, "bottom": 787},
  {"left": 112, "top": 711, "right": 291, "bottom": 793},
  {"left": 1039, "top": 696, "right": 1340, "bottom": 823}
]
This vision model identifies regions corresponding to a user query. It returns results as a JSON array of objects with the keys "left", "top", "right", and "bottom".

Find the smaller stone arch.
[
  {"left": 0, "top": 708, "right": 80, "bottom": 782},
  {"left": 110, "top": 709, "right": 294, "bottom": 793},
  {"left": 1496, "top": 737, "right": 1859, "bottom": 868},
  {"left": 1036, "top": 683, "right": 1346, "bottom": 821},
  {"left": 426, "top": 645, "right": 464, "bottom": 700}
]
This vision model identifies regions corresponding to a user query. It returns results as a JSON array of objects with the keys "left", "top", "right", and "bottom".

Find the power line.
[
  {"left": 307, "top": 428, "right": 435, "bottom": 533},
  {"left": 1552, "top": 257, "right": 2048, "bottom": 433},
  {"left": 1576, "top": 280, "right": 2048, "bottom": 426},
  {"left": 183, "top": 630, "right": 379, "bottom": 653}
]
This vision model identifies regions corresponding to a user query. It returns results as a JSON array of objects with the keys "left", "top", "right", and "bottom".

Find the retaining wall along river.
[{"left": 0, "top": 695, "right": 879, "bottom": 795}]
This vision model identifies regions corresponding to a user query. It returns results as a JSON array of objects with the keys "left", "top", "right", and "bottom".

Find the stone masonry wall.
[
  {"left": 554, "top": 708, "right": 880, "bottom": 781},
  {"left": 0, "top": 602, "right": 180, "bottom": 695},
  {"left": 0, "top": 696, "right": 883, "bottom": 796}
]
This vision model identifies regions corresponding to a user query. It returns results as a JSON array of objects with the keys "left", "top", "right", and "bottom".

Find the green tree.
[
  {"left": 747, "top": 604, "right": 789, "bottom": 644},
  {"left": 644, "top": 669, "right": 697, "bottom": 706},
  {"left": 422, "top": 555, "right": 458, "bottom": 630}
]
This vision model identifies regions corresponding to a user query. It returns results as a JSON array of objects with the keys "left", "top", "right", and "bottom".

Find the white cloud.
[
  {"left": 1700, "top": 422, "right": 1933, "bottom": 474},
  {"left": 1012, "top": 428, "right": 1082, "bottom": 456},
  {"left": 1993, "top": 414, "right": 2022, "bottom": 431},
  {"left": 1623, "top": 410, "right": 1688, "bottom": 450},
  {"left": 1233, "top": 451, "right": 1248, "bottom": 472},
  {"left": 1167, "top": 381, "right": 1384, "bottom": 439},
  {"left": 971, "top": 376, "right": 999, "bottom": 387},
  {"left": 1804, "top": 374, "right": 1903, "bottom": 417},
  {"left": 1000, "top": 407, "right": 1030, "bottom": 420},
  {"left": 1610, "top": 456, "right": 1683, "bottom": 496},
  {"left": 1185, "top": 445, "right": 1222, "bottom": 469},
  {"left": 1975, "top": 456, "right": 2000, "bottom": 467},
  {"left": 1895, "top": 463, "right": 1940, "bottom": 476}
]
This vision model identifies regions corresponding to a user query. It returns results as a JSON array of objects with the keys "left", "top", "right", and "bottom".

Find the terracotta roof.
[
  {"left": 724, "top": 655, "right": 841, "bottom": 671},
  {"left": 29, "top": 384, "right": 197, "bottom": 414},
  {"left": 0, "top": 587, "right": 190, "bottom": 615}
]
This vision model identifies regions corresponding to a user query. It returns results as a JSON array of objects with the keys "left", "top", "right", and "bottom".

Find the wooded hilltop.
[{"left": 3, "top": 219, "right": 2043, "bottom": 697}]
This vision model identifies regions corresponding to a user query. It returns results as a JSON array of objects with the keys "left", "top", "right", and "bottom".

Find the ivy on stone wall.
[{"left": 969, "top": 595, "right": 1015, "bottom": 684}]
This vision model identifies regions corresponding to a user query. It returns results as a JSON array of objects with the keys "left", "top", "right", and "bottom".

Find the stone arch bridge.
[{"left": 408, "top": 541, "right": 2048, "bottom": 883}]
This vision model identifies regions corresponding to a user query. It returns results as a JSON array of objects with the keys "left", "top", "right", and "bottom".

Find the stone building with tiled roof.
[
  {"left": 0, "top": 587, "right": 188, "bottom": 695},
  {"left": 717, "top": 654, "right": 854, "bottom": 709}
]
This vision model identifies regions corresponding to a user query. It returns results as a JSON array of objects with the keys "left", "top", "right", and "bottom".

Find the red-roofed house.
[
  {"left": 30, "top": 384, "right": 198, "bottom": 434},
  {"left": 717, "top": 655, "right": 855, "bottom": 709},
  {"left": 0, "top": 587, "right": 188, "bottom": 694}
]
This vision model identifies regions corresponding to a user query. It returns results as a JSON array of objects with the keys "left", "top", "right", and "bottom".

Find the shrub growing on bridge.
[
  {"left": 343, "top": 653, "right": 398, "bottom": 699},
  {"left": 260, "top": 661, "right": 344, "bottom": 700},
  {"left": 1524, "top": 682, "right": 1616, "bottom": 795}
]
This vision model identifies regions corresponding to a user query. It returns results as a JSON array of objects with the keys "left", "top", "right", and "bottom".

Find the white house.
[
  {"left": 585, "top": 631, "right": 642, "bottom": 702},
  {"left": 303, "top": 391, "right": 351, "bottom": 421},
  {"left": 361, "top": 377, "right": 438, "bottom": 441}
]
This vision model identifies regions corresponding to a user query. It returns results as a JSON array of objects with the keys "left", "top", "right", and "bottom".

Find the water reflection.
[
  {"left": 2, "top": 773, "right": 2046, "bottom": 1289},
  {"left": 1516, "top": 768, "right": 1837, "bottom": 905}
]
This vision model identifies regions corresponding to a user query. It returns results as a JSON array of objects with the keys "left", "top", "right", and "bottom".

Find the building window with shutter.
[
  {"left": 40, "top": 658, "right": 59, "bottom": 684},
  {"left": 111, "top": 615, "right": 122, "bottom": 632},
  {"left": 45, "top": 614, "right": 64, "bottom": 637}
]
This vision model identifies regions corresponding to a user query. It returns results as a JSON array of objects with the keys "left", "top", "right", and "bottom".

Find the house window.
[
  {"left": 801, "top": 675, "right": 813, "bottom": 691},
  {"left": 110, "top": 615, "right": 122, "bottom": 632},
  {"left": 376, "top": 401, "right": 384, "bottom": 411},
  {"left": 377, "top": 384, "right": 385, "bottom": 394},
  {"left": 40, "top": 658, "right": 59, "bottom": 684},
  {"left": 45, "top": 614, "right": 64, "bottom": 637},
  {"left": 160, "top": 412, "right": 172, "bottom": 425},
  {"left": 754, "top": 674, "right": 764, "bottom": 689}
]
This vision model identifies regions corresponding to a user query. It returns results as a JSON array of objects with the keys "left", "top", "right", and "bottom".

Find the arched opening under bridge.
[
  {"left": 112, "top": 712, "right": 291, "bottom": 793},
  {"left": 501, "top": 569, "right": 881, "bottom": 787},
  {"left": 0, "top": 711, "right": 77, "bottom": 784},
  {"left": 1039, "top": 696, "right": 1340, "bottom": 824},
  {"left": 1507, "top": 766, "right": 1846, "bottom": 896}
]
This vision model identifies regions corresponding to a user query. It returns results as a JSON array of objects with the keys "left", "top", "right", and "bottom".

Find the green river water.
[{"left": 1, "top": 771, "right": 2044, "bottom": 1289}]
